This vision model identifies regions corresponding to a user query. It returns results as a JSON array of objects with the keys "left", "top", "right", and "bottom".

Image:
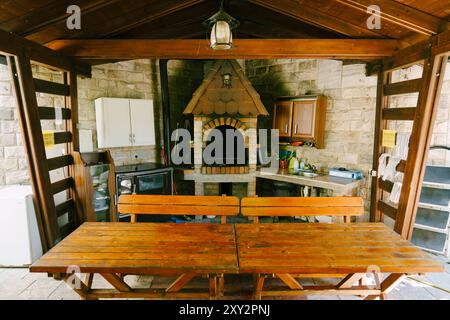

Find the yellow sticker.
[
  {"left": 382, "top": 129, "right": 396, "bottom": 148},
  {"left": 43, "top": 131, "right": 55, "bottom": 148}
]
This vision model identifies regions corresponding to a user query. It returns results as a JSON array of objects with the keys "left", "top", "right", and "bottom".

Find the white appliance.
[
  {"left": 0, "top": 185, "right": 43, "bottom": 266},
  {"left": 95, "top": 97, "right": 156, "bottom": 148}
]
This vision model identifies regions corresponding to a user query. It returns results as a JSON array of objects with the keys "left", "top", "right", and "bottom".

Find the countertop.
[{"left": 255, "top": 169, "right": 362, "bottom": 195}]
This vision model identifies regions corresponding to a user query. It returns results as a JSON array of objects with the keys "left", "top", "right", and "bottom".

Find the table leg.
[
  {"left": 365, "top": 273, "right": 406, "bottom": 300},
  {"left": 276, "top": 273, "right": 303, "bottom": 290},
  {"left": 64, "top": 273, "right": 89, "bottom": 299},
  {"left": 254, "top": 274, "right": 265, "bottom": 300},
  {"left": 166, "top": 273, "right": 196, "bottom": 293},
  {"left": 209, "top": 274, "right": 219, "bottom": 300},
  {"left": 218, "top": 274, "right": 225, "bottom": 297}
]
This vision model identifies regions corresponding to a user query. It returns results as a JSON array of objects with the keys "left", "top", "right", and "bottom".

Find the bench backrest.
[
  {"left": 118, "top": 195, "right": 240, "bottom": 223},
  {"left": 240, "top": 196, "right": 364, "bottom": 223}
]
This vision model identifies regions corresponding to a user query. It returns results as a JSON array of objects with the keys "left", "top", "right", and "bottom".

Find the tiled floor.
[{"left": 1, "top": 255, "right": 449, "bottom": 300}]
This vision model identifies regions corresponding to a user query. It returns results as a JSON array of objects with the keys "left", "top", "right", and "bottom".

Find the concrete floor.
[{"left": 1, "top": 255, "right": 449, "bottom": 300}]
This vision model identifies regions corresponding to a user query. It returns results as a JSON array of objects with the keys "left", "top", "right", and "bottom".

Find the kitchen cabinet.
[
  {"left": 95, "top": 97, "right": 155, "bottom": 148},
  {"left": 272, "top": 100, "right": 293, "bottom": 137},
  {"left": 273, "top": 96, "right": 327, "bottom": 148}
]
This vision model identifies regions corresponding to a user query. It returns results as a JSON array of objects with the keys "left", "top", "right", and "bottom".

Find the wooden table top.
[
  {"left": 30, "top": 222, "right": 239, "bottom": 275},
  {"left": 235, "top": 223, "right": 444, "bottom": 274}
]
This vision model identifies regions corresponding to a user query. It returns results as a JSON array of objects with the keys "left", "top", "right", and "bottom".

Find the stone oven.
[{"left": 182, "top": 60, "right": 268, "bottom": 198}]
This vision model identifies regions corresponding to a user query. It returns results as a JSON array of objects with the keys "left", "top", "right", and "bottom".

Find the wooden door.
[
  {"left": 292, "top": 101, "right": 316, "bottom": 138},
  {"left": 95, "top": 98, "right": 132, "bottom": 148},
  {"left": 273, "top": 101, "right": 293, "bottom": 137},
  {"left": 129, "top": 99, "right": 156, "bottom": 146}
]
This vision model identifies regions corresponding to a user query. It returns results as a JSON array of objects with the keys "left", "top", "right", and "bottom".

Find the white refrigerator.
[{"left": 0, "top": 185, "right": 43, "bottom": 266}]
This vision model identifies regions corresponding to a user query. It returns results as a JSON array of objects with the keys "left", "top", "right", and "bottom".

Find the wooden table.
[
  {"left": 30, "top": 222, "right": 239, "bottom": 300},
  {"left": 235, "top": 223, "right": 444, "bottom": 300}
]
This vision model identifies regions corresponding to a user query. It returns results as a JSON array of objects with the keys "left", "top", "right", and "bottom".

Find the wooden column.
[
  {"left": 395, "top": 53, "right": 448, "bottom": 239},
  {"left": 159, "top": 59, "right": 172, "bottom": 165},
  {"left": 370, "top": 68, "right": 390, "bottom": 222},
  {"left": 9, "top": 50, "right": 60, "bottom": 248}
]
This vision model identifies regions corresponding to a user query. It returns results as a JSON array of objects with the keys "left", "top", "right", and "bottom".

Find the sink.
[{"left": 296, "top": 170, "right": 319, "bottom": 178}]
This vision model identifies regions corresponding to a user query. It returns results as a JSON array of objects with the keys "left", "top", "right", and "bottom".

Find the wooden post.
[
  {"left": 10, "top": 51, "right": 60, "bottom": 247},
  {"left": 395, "top": 52, "right": 448, "bottom": 239},
  {"left": 159, "top": 59, "right": 172, "bottom": 165},
  {"left": 370, "top": 68, "right": 389, "bottom": 222}
]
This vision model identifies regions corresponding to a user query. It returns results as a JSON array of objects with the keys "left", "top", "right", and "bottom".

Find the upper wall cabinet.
[
  {"left": 273, "top": 96, "right": 327, "bottom": 149},
  {"left": 95, "top": 98, "right": 155, "bottom": 148}
]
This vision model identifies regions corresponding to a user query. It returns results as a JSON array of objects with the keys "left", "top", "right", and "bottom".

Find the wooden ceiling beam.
[
  {"left": 368, "top": 29, "right": 450, "bottom": 74},
  {"left": 46, "top": 38, "right": 401, "bottom": 61},
  {"left": 247, "top": 0, "right": 384, "bottom": 38},
  {"left": 0, "top": 29, "right": 91, "bottom": 77},
  {"left": 24, "top": 0, "right": 205, "bottom": 44},
  {"left": 335, "top": 0, "right": 447, "bottom": 36}
]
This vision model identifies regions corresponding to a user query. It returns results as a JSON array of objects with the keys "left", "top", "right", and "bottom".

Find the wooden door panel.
[
  {"left": 129, "top": 99, "right": 156, "bottom": 146},
  {"left": 292, "top": 101, "right": 315, "bottom": 138},
  {"left": 273, "top": 101, "right": 292, "bottom": 137}
]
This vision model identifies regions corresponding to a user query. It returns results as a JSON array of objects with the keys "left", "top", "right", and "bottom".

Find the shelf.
[
  {"left": 414, "top": 207, "right": 450, "bottom": 231},
  {"left": 419, "top": 187, "right": 450, "bottom": 208},
  {"left": 422, "top": 166, "right": 450, "bottom": 190},
  {"left": 411, "top": 227, "right": 448, "bottom": 255}
]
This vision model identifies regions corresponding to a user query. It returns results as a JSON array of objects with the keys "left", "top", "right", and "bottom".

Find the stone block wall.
[
  {"left": 245, "top": 59, "right": 450, "bottom": 216},
  {"left": 0, "top": 59, "right": 203, "bottom": 185},
  {"left": 245, "top": 59, "right": 377, "bottom": 213}
]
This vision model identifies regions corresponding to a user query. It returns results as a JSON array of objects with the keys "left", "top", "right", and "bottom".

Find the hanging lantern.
[{"left": 203, "top": 1, "right": 239, "bottom": 50}]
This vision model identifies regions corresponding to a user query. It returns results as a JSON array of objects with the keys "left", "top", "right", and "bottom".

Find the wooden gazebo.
[{"left": 0, "top": 0, "right": 449, "bottom": 251}]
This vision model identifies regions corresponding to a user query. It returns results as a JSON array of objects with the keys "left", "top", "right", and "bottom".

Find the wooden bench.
[
  {"left": 241, "top": 196, "right": 365, "bottom": 223},
  {"left": 118, "top": 194, "right": 240, "bottom": 224}
]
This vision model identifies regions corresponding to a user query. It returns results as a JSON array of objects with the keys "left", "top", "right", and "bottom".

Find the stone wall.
[
  {"left": 245, "top": 59, "right": 377, "bottom": 214},
  {"left": 0, "top": 59, "right": 203, "bottom": 186}
]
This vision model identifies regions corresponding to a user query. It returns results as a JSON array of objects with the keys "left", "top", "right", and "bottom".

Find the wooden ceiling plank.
[
  {"left": 24, "top": 0, "right": 203, "bottom": 44},
  {"left": 115, "top": 1, "right": 217, "bottom": 39},
  {"left": 46, "top": 38, "right": 401, "bottom": 60},
  {"left": 248, "top": 0, "right": 384, "bottom": 38},
  {"left": 228, "top": 1, "right": 343, "bottom": 39},
  {"left": 96, "top": 0, "right": 205, "bottom": 38},
  {"left": 0, "top": 0, "right": 121, "bottom": 36},
  {"left": 335, "top": 0, "right": 447, "bottom": 36}
]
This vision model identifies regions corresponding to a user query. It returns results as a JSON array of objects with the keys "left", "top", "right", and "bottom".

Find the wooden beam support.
[
  {"left": 0, "top": 29, "right": 90, "bottom": 77},
  {"left": 383, "top": 79, "right": 422, "bottom": 96},
  {"left": 9, "top": 51, "right": 60, "bottom": 247},
  {"left": 382, "top": 107, "right": 416, "bottom": 121},
  {"left": 276, "top": 273, "right": 303, "bottom": 290},
  {"left": 337, "top": 273, "right": 364, "bottom": 289},
  {"left": 395, "top": 53, "right": 448, "bottom": 239},
  {"left": 100, "top": 273, "right": 132, "bottom": 292},
  {"left": 166, "top": 273, "right": 196, "bottom": 293},
  {"left": 376, "top": 30, "right": 450, "bottom": 74},
  {"left": 378, "top": 200, "right": 397, "bottom": 220},
  {"left": 7, "top": 55, "right": 49, "bottom": 252},
  {"left": 46, "top": 39, "right": 400, "bottom": 60}
]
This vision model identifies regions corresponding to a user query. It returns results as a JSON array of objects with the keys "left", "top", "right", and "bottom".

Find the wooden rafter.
[
  {"left": 247, "top": 0, "right": 385, "bottom": 38},
  {"left": 46, "top": 38, "right": 401, "bottom": 60},
  {"left": 336, "top": 0, "right": 447, "bottom": 36},
  {"left": 23, "top": 0, "right": 204, "bottom": 44},
  {"left": 0, "top": 0, "right": 121, "bottom": 36}
]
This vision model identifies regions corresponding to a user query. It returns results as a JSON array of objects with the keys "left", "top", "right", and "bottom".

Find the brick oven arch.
[{"left": 202, "top": 116, "right": 248, "bottom": 142}]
